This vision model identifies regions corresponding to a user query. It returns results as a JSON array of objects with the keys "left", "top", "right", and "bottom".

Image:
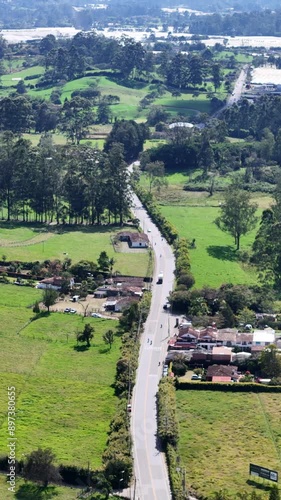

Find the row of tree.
[
  {"left": 224, "top": 96, "right": 281, "bottom": 140},
  {"left": 0, "top": 134, "right": 131, "bottom": 224},
  {"left": 189, "top": 9, "right": 281, "bottom": 36}
]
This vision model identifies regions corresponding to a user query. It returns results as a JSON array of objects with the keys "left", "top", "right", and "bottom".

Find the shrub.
[
  {"left": 157, "top": 378, "right": 179, "bottom": 448},
  {"left": 177, "top": 272, "right": 195, "bottom": 290}
]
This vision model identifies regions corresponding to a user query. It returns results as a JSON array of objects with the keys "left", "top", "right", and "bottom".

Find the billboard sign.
[{"left": 250, "top": 464, "right": 278, "bottom": 483}]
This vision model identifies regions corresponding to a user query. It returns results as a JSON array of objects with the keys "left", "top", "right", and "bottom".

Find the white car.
[
  {"left": 91, "top": 313, "right": 102, "bottom": 318},
  {"left": 70, "top": 308, "right": 77, "bottom": 314},
  {"left": 147, "top": 228, "right": 151, "bottom": 232}
]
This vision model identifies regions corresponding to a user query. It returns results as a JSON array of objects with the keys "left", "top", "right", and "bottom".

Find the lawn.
[
  {"left": 0, "top": 284, "right": 120, "bottom": 470},
  {"left": 160, "top": 205, "right": 259, "bottom": 288},
  {"left": 154, "top": 92, "right": 211, "bottom": 115},
  {"left": 1, "top": 65, "right": 45, "bottom": 87},
  {"left": 0, "top": 224, "right": 150, "bottom": 277},
  {"left": 0, "top": 474, "right": 80, "bottom": 499},
  {"left": 176, "top": 390, "right": 281, "bottom": 499}
]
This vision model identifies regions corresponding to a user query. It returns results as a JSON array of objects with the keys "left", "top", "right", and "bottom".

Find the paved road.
[
  {"left": 129, "top": 176, "right": 174, "bottom": 500},
  {"left": 213, "top": 64, "right": 249, "bottom": 119}
]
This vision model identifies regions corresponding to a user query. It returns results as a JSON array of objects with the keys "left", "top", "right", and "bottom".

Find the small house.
[
  {"left": 36, "top": 276, "right": 64, "bottom": 291},
  {"left": 117, "top": 231, "right": 149, "bottom": 248},
  {"left": 206, "top": 365, "right": 238, "bottom": 382}
]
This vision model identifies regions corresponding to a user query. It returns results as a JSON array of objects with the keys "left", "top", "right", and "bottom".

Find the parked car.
[
  {"left": 191, "top": 374, "right": 201, "bottom": 380},
  {"left": 70, "top": 308, "right": 77, "bottom": 314},
  {"left": 64, "top": 308, "right": 71, "bottom": 313},
  {"left": 127, "top": 403, "right": 132, "bottom": 412},
  {"left": 91, "top": 313, "right": 102, "bottom": 318}
]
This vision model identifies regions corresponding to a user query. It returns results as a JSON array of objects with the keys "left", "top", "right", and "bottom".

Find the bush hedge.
[
  {"left": 103, "top": 293, "right": 151, "bottom": 489},
  {"left": 176, "top": 381, "right": 281, "bottom": 392},
  {"left": 157, "top": 378, "right": 179, "bottom": 448},
  {"left": 134, "top": 186, "right": 178, "bottom": 245}
]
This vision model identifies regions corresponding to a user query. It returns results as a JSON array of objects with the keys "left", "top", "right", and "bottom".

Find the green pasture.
[
  {"left": 1, "top": 65, "right": 44, "bottom": 87},
  {"left": 176, "top": 390, "right": 281, "bottom": 499},
  {"left": 22, "top": 132, "right": 67, "bottom": 146},
  {"left": 214, "top": 50, "right": 253, "bottom": 63},
  {"left": 143, "top": 138, "right": 167, "bottom": 150},
  {"left": 21, "top": 133, "right": 104, "bottom": 148},
  {"left": 0, "top": 284, "right": 120, "bottom": 469},
  {"left": 0, "top": 224, "right": 150, "bottom": 277},
  {"left": 154, "top": 92, "right": 211, "bottom": 115},
  {"left": 160, "top": 205, "right": 259, "bottom": 288}
]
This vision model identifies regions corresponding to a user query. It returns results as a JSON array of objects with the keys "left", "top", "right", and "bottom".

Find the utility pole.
[{"left": 132, "top": 476, "right": 136, "bottom": 500}]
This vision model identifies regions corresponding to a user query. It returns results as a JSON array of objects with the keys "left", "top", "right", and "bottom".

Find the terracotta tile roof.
[{"left": 212, "top": 376, "right": 232, "bottom": 383}]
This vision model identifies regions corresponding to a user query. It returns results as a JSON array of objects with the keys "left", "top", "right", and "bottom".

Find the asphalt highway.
[{"left": 130, "top": 186, "right": 174, "bottom": 500}]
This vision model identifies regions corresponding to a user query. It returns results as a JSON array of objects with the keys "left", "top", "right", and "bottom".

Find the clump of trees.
[
  {"left": 169, "top": 282, "right": 275, "bottom": 328},
  {"left": 252, "top": 180, "right": 281, "bottom": 289},
  {"left": 0, "top": 136, "right": 131, "bottom": 226}
]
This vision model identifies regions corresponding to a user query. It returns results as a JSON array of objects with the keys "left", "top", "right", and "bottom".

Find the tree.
[
  {"left": 215, "top": 180, "right": 258, "bottom": 250},
  {"left": 77, "top": 323, "right": 94, "bottom": 347},
  {"left": 147, "top": 106, "right": 168, "bottom": 126},
  {"left": 252, "top": 180, "right": 281, "bottom": 287},
  {"left": 218, "top": 302, "right": 236, "bottom": 328},
  {"left": 104, "top": 120, "right": 149, "bottom": 162},
  {"left": 98, "top": 251, "right": 112, "bottom": 273},
  {"left": 60, "top": 97, "right": 94, "bottom": 144},
  {"left": 103, "top": 329, "right": 114, "bottom": 350},
  {"left": 16, "top": 79, "right": 27, "bottom": 95},
  {"left": 212, "top": 63, "right": 222, "bottom": 91},
  {"left": 259, "top": 345, "right": 281, "bottom": 379},
  {"left": 23, "top": 448, "right": 61, "bottom": 488},
  {"left": 97, "top": 101, "right": 112, "bottom": 124},
  {"left": 237, "top": 307, "right": 255, "bottom": 327},
  {"left": 42, "top": 288, "right": 58, "bottom": 312},
  {"left": 144, "top": 161, "right": 165, "bottom": 193}
]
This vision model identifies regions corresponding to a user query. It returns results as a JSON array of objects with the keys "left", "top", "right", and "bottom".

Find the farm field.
[
  {"left": 0, "top": 224, "right": 150, "bottom": 277},
  {"left": 160, "top": 204, "right": 259, "bottom": 288},
  {"left": 0, "top": 284, "right": 120, "bottom": 469},
  {"left": 176, "top": 390, "right": 281, "bottom": 499}
]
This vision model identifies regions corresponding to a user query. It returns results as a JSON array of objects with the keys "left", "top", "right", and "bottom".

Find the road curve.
[
  {"left": 213, "top": 64, "right": 249, "bottom": 119},
  {"left": 129, "top": 167, "right": 174, "bottom": 500}
]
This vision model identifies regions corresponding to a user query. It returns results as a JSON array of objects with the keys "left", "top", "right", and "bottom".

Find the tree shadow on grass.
[
  {"left": 98, "top": 347, "right": 110, "bottom": 354},
  {"left": 206, "top": 245, "right": 238, "bottom": 262},
  {"left": 246, "top": 479, "right": 272, "bottom": 492},
  {"left": 15, "top": 483, "right": 59, "bottom": 499},
  {"left": 73, "top": 345, "right": 90, "bottom": 352}
]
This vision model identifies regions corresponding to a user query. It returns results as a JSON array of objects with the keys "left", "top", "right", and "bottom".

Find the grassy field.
[
  {"left": 214, "top": 50, "right": 253, "bottom": 63},
  {"left": 0, "top": 59, "right": 216, "bottom": 120},
  {"left": 154, "top": 92, "right": 211, "bottom": 116},
  {"left": 0, "top": 224, "right": 150, "bottom": 277},
  {"left": 160, "top": 204, "right": 259, "bottom": 288},
  {"left": 176, "top": 390, "right": 281, "bottom": 499},
  {"left": 1, "top": 65, "right": 45, "bottom": 88},
  {"left": 0, "top": 474, "right": 81, "bottom": 500},
  {"left": 0, "top": 284, "right": 120, "bottom": 470}
]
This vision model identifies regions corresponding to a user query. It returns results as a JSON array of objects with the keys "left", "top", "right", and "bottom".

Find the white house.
[
  {"left": 36, "top": 277, "right": 63, "bottom": 291},
  {"left": 252, "top": 327, "right": 276, "bottom": 347}
]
